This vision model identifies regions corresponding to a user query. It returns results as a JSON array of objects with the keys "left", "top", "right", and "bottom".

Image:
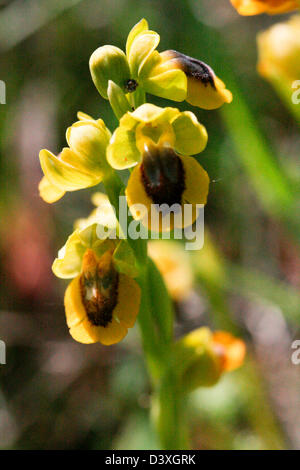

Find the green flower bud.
[
  {"left": 89, "top": 45, "right": 131, "bottom": 99},
  {"left": 174, "top": 328, "right": 246, "bottom": 392}
]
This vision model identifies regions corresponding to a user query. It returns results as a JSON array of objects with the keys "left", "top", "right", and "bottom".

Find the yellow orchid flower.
[
  {"left": 175, "top": 328, "right": 246, "bottom": 391},
  {"left": 53, "top": 222, "right": 140, "bottom": 345},
  {"left": 230, "top": 0, "right": 299, "bottom": 15},
  {"left": 39, "top": 113, "right": 111, "bottom": 203},
  {"left": 90, "top": 19, "right": 187, "bottom": 104},
  {"left": 257, "top": 15, "right": 300, "bottom": 85},
  {"left": 153, "top": 50, "right": 233, "bottom": 110},
  {"left": 107, "top": 103, "right": 209, "bottom": 231},
  {"left": 65, "top": 248, "right": 140, "bottom": 345},
  {"left": 89, "top": 19, "right": 232, "bottom": 111}
]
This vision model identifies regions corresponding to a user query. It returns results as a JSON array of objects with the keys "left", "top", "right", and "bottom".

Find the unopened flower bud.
[{"left": 89, "top": 45, "right": 131, "bottom": 99}]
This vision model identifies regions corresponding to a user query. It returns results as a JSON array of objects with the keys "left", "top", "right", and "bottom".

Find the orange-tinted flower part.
[
  {"left": 212, "top": 331, "right": 246, "bottom": 372},
  {"left": 230, "top": 0, "right": 298, "bottom": 15}
]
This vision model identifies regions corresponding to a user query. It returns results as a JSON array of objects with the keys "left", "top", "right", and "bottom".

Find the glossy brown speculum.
[
  {"left": 140, "top": 145, "right": 185, "bottom": 207},
  {"left": 80, "top": 261, "right": 119, "bottom": 327},
  {"left": 167, "top": 50, "right": 216, "bottom": 88}
]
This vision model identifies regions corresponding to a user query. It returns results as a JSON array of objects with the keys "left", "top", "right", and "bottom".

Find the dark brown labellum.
[
  {"left": 168, "top": 50, "right": 216, "bottom": 89},
  {"left": 80, "top": 265, "right": 119, "bottom": 328},
  {"left": 140, "top": 146, "right": 185, "bottom": 209}
]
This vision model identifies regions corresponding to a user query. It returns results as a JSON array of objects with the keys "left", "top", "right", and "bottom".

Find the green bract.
[
  {"left": 107, "top": 103, "right": 208, "bottom": 170},
  {"left": 89, "top": 19, "right": 187, "bottom": 106}
]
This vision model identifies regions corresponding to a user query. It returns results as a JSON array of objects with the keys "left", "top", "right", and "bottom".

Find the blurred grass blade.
[{"left": 0, "top": 0, "right": 85, "bottom": 52}]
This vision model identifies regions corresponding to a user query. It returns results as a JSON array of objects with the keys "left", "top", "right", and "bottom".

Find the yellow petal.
[
  {"left": 186, "top": 75, "right": 232, "bottom": 110},
  {"left": 129, "top": 103, "right": 179, "bottom": 125},
  {"left": 38, "top": 176, "right": 65, "bottom": 203},
  {"left": 64, "top": 275, "right": 86, "bottom": 328},
  {"left": 107, "top": 126, "right": 141, "bottom": 170},
  {"left": 40, "top": 148, "right": 100, "bottom": 191},
  {"left": 126, "top": 18, "right": 149, "bottom": 57},
  {"left": 128, "top": 30, "right": 160, "bottom": 78},
  {"left": 77, "top": 111, "right": 94, "bottom": 121},
  {"left": 65, "top": 275, "right": 128, "bottom": 345},
  {"left": 69, "top": 316, "right": 128, "bottom": 345},
  {"left": 125, "top": 163, "right": 153, "bottom": 225},
  {"left": 181, "top": 155, "right": 209, "bottom": 205},
  {"left": 113, "top": 274, "right": 141, "bottom": 328},
  {"left": 172, "top": 111, "right": 208, "bottom": 155},
  {"left": 142, "top": 68, "right": 187, "bottom": 102},
  {"left": 65, "top": 120, "right": 110, "bottom": 176},
  {"left": 53, "top": 228, "right": 93, "bottom": 279}
]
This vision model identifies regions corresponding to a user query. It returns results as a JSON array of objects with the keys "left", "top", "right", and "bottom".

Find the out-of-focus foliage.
[{"left": 0, "top": 0, "right": 299, "bottom": 449}]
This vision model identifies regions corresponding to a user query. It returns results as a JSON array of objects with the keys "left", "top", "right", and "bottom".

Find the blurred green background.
[{"left": 0, "top": 0, "right": 299, "bottom": 450}]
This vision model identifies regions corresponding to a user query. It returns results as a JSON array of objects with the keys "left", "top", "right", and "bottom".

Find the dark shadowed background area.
[{"left": 0, "top": 0, "right": 299, "bottom": 449}]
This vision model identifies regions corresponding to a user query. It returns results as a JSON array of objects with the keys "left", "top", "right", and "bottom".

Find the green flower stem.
[
  {"left": 154, "top": 368, "right": 190, "bottom": 450},
  {"left": 103, "top": 171, "right": 123, "bottom": 218},
  {"left": 129, "top": 87, "right": 146, "bottom": 109},
  {"left": 103, "top": 169, "right": 189, "bottom": 449},
  {"left": 103, "top": 171, "right": 146, "bottom": 264},
  {"left": 138, "top": 256, "right": 189, "bottom": 448}
]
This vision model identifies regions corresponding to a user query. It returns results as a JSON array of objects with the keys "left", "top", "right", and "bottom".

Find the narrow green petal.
[
  {"left": 126, "top": 18, "right": 149, "bottom": 57},
  {"left": 172, "top": 111, "right": 208, "bottom": 155},
  {"left": 107, "top": 80, "right": 132, "bottom": 120},
  {"left": 39, "top": 148, "right": 100, "bottom": 191},
  {"left": 107, "top": 127, "right": 141, "bottom": 169}
]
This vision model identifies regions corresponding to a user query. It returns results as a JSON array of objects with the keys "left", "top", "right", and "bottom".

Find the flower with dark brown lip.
[
  {"left": 155, "top": 50, "right": 232, "bottom": 110},
  {"left": 53, "top": 221, "right": 141, "bottom": 345},
  {"left": 107, "top": 103, "right": 209, "bottom": 231},
  {"left": 65, "top": 248, "right": 140, "bottom": 345},
  {"left": 126, "top": 142, "right": 209, "bottom": 232}
]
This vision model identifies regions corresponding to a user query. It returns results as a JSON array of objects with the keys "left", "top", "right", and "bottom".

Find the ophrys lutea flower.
[
  {"left": 153, "top": 50, "right": 233, "bottom": 110},
  {"left": 53, "top": 223, "right": 140, "bottom": 345},
  {"left": 39, "top": 112, "right": 111, "bottom": 203},
  {"left": 89, "top": 18, "right": 186, "bottom": 104},
  {"left": 89, "top": 19, "right": 232, "bottom": 112},
  {"left": 257, "top": 15, "right": 300, "bottom": 85},
  {"left": 107, "top": 104, "right": 209, "bottom": 231}
]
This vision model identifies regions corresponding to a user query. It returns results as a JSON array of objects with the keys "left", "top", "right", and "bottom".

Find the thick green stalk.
[{"left": 103, "top": 168, "right": 188, "bottom": 449}]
